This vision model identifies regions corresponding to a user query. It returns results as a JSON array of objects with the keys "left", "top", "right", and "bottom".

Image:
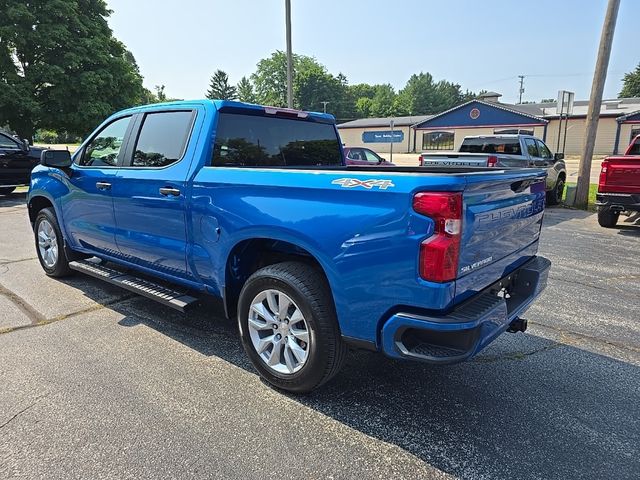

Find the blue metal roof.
[
  {"left": 413, "top": 100, "right": 548, "bottom": 129},
  {"left": 617, "top": 109, "right": 640, "bottom": 123}
]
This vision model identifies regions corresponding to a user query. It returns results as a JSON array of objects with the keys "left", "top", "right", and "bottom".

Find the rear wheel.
[
  {"left": 34, "top": 207, "right": 73, "bottom": 277},
  {"left": 238, "top": 261, "right": 347, "bottom": 393},
  {"left": 546, "top": 176, "right": 565, "bottom": 206},
  {"left": 597, "top": 206, "right": 619, "bottom": 228},
  {"left": 0, "top": 187, "right": 16, "bottom": 196}
]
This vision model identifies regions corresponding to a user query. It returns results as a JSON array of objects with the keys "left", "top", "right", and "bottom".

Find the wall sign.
[
  {"left": 470, "top": 108, "right": 481, "bottom": 120},
  {"left": 362, "top": 130, "right": 404, "bottom": 143}
]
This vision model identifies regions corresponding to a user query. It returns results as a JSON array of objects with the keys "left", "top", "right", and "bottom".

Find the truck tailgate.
[
  {"left": 600, "top": 156, "right": 640, "bottom": 194},
  {"left": 420, "top": 153, "right": 488, "bottom": 167},
  {"left": 456, "top": 169, "right": 546, "bottom": 299}
]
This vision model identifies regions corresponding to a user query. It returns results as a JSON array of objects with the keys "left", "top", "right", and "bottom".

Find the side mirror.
[
  {"left": 554, "top": 152, "right": 564, "bottom": 161},
  {"left": 41, "top": 149, "right": 72, "bottom": 168},
  {"left": 21, "top": 139, "right": 30, "bottom": 151}
]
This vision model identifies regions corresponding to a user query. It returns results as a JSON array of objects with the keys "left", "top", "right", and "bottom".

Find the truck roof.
[
  {"left": 115, "top": 99, "right": 336, "bottom": 124},
  {"left": 463, "top": 134, "right": 537, "bottom": 140}
]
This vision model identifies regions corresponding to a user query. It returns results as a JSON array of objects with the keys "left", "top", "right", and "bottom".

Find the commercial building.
[{"left": 337, "top": 92, "right": 640, "bottom": 156}]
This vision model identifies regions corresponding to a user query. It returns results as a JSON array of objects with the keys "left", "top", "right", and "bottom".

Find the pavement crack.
[
  {"left": 0, "top": 257, "right": 37, "bottom": 266},
  {"left": 529, "top": 321, "right": 640, "bottom": 355},
  {"left": 472, "top": 341, "right": 564, "bottom": 364},
  {"left": 0, "top": 284, "right": 45, "bottom": 325},
  {"left": 0, "top": 292, "right": 137, "bottom": 335},
  {"left": 0, "top": 394, "right": 48, "bottom": 430}
]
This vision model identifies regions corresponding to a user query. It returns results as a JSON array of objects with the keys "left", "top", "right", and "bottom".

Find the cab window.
[
  {"left": 131, "top": 111, "right": 194, "bottom": 168},
  {"left": 363, "top": 149, "right": 381, "bottom": 163},
  {"left": 523, "top": 138, "right": 539, "bottom": 157},
  {"left": 536, "top": 140, "right": 552, "bottom": 159},
  {"left": 80, "top": 116, "right": 131, "bottom": 167},
  {"left": 0, "top": 133, "right": 20, "bottom": 149}
]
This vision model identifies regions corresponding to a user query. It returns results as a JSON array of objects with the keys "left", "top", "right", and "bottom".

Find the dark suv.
[{"left": 0, "top": 130, "right": 44, "bottom": 195}]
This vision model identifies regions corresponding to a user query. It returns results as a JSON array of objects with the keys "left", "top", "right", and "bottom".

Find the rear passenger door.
[{"left": 111, "top": 109, "right": 197, "bottom": 279}]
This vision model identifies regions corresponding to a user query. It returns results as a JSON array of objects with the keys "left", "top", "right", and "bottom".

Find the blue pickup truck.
[{"left": 28, "top": 100, "right": 550, "bottom": 392}]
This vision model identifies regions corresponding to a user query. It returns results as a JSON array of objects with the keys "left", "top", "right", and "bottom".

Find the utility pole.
[
  {"left": 574, "top": 0, "right": 620, "bottom": 208},
  {"left": 320, "top": 101, "right": 329, "bottom": 113},
  {"left": 285, "top": 0, "right": 293, "bottom": 108},
  {"left": 518, "top": 75, "right": 525, "bottom": 104}
]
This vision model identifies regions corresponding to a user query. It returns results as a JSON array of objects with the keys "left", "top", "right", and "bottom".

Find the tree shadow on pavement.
[
  {"left": 0, "top": 192, "right": 28, "bottom": 208},
  {"left": 101, "top": 294, "right": 640, "bottom": 480}
]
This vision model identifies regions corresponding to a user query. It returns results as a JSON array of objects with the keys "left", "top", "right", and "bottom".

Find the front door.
[
  {"left": 62, "top": 115, "right": 132, "bottom": 254},
  {"left": 536, "top": 139, "right": 558, "bottom": 189},
  {"left": 111, "top": 109, "right": 197, "bottom": 279}
]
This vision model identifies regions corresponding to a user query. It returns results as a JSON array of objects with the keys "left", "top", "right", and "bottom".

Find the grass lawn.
[{"left": 563, "top": 183, "right": 598, "bottom": 211}]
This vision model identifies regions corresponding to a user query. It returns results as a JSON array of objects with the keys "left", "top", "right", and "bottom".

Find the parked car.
[
  {"left": 596, "top": 135, "right": 640, "bottom": 228},
  {"left": 418, "top": 134, "right": 567, "bottom": 205},
  {"left": 0, "top": 130, "right": 45, "bottom": 195},
  {"left": 344, "top": 146, "right": 394, "bottom": 166},
  {"left": 28, "top": 100, "right": 550, "bottom": 393}
]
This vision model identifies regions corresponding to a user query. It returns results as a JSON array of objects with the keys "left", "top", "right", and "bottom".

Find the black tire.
[
  {"left": 546, "top": 176, "right": 565, "bottom": 206},
  {"left": 0, "top": 186, "right": 16, "bottom": 196},
  {"left": 34, "top": 207, "right": 73, "bottom": 277},
  {"left": 238, "top": 261, "right": 347, "bottom": 393},
  {"left": 597, "top": 206, "right": 619, "bottom": 228}
]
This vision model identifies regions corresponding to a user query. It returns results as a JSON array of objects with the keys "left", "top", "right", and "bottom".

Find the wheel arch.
[
  {"left": 222, "top": 236, "right": 337, "bottom": 321},
  {"left": 27, "top": 194, "right": 55, "bottom": 225}
]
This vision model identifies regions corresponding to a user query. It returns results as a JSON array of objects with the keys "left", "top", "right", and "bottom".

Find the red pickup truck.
[{"left": 597, "top": 135, "right": 640, "bottom": 227}]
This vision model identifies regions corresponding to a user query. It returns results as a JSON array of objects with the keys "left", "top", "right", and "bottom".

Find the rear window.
[
  {"left": 212, "top": 113, "right": 341, "bottom": 167},
  {"left": 459, "top": 138, "right": 522, "bottom": 155}
]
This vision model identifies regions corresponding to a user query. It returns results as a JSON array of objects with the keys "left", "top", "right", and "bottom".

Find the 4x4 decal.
[{"left": 332, "top": 178, "right": 395, "bottom": 190}]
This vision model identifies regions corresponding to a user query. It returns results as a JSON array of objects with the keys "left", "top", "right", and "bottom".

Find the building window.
[
  {"left": 422, "top": 131, "right": 454, "bottom": 150},
  {"left": 494, "top": 128, "right": 534, "bottom": 135}
]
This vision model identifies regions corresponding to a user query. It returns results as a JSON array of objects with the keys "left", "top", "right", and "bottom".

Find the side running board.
[{"left": 69, "top": 260, "right": 199, "bottom": 313}]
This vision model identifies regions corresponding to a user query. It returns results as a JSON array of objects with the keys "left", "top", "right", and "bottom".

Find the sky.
[{"left": 105, "top": 0, "right": 640, "bottom": 105}]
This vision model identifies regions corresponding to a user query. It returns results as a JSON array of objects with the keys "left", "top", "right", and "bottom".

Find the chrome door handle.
[
  {"left": 96, "top": 181, "right": 111, "bottom": 190},
  {"left": 159, "top": 187, "right": 181, "bottom": 197}
]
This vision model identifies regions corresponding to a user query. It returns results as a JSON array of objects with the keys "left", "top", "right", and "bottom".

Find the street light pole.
[
  {"left": 574, "top": 0, "right": 620, "bottom": 208},
  {"left": 320, "top": 101, "right": 329, "bottom": 113},
  {"left": 285, "top": 0, "right": 293, "bottom": 109}
]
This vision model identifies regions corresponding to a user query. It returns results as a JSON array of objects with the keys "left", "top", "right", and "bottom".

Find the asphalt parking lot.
[{"left": 1, "top": 193, "right": 639, "bottom": 479}]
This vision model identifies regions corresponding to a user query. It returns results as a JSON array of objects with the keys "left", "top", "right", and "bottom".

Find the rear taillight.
[
  {"left": 487, "top": 155, "right": 498, "bottom": 167},
  {"left": 413, "top": 192, "right": 462, "bottom": 282},
  {"left": 598, "top": 160, "right": 609, "bottom": 191},
  {"left": 419, "top": 155, "right": 424, "bottom": 166}
]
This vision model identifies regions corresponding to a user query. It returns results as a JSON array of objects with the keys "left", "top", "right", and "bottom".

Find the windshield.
[{"left": 212, "top": 113, "right": 342, "bottom": 167}]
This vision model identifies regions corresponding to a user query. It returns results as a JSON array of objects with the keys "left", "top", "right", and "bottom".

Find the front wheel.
[
  {"left": 597, "top": 206, "right": 619, "bottom": 228},
  {"left": 238, "top": 262, "right": 347, "bottom": 393},
  {"left": 546, "top": 177, "right": 565, "bottom": 206},
  {"left": 34, "top": 207, "right": 73, "bottom": 277},
  {"left": 0, "top": 186, "right": 16, "bottom": 196}
]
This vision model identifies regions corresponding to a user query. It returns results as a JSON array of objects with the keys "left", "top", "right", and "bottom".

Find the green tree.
[
  {"left": 236, "top": 76, "right": 257, "bottom": 103},
  {"left": 397, "top": 72, "right": 468, "bottom": 115},
  {"left": 251, "top": 50, "right": 322, "bottom": 107},
  {"left": 294, "top": 64, "right": 351, "bottom": 119},
  {"left": 369, "top": 84, "right": 401, "bottom": 117},
  {"left": 0, "top": 0, "right": 147, "bottom": 140},
  {"left": 619, "top": 63, "right": 640, "bottom": 98},
  {"left": 206, "top": 70, "right": 237, "bottom": 100}
]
